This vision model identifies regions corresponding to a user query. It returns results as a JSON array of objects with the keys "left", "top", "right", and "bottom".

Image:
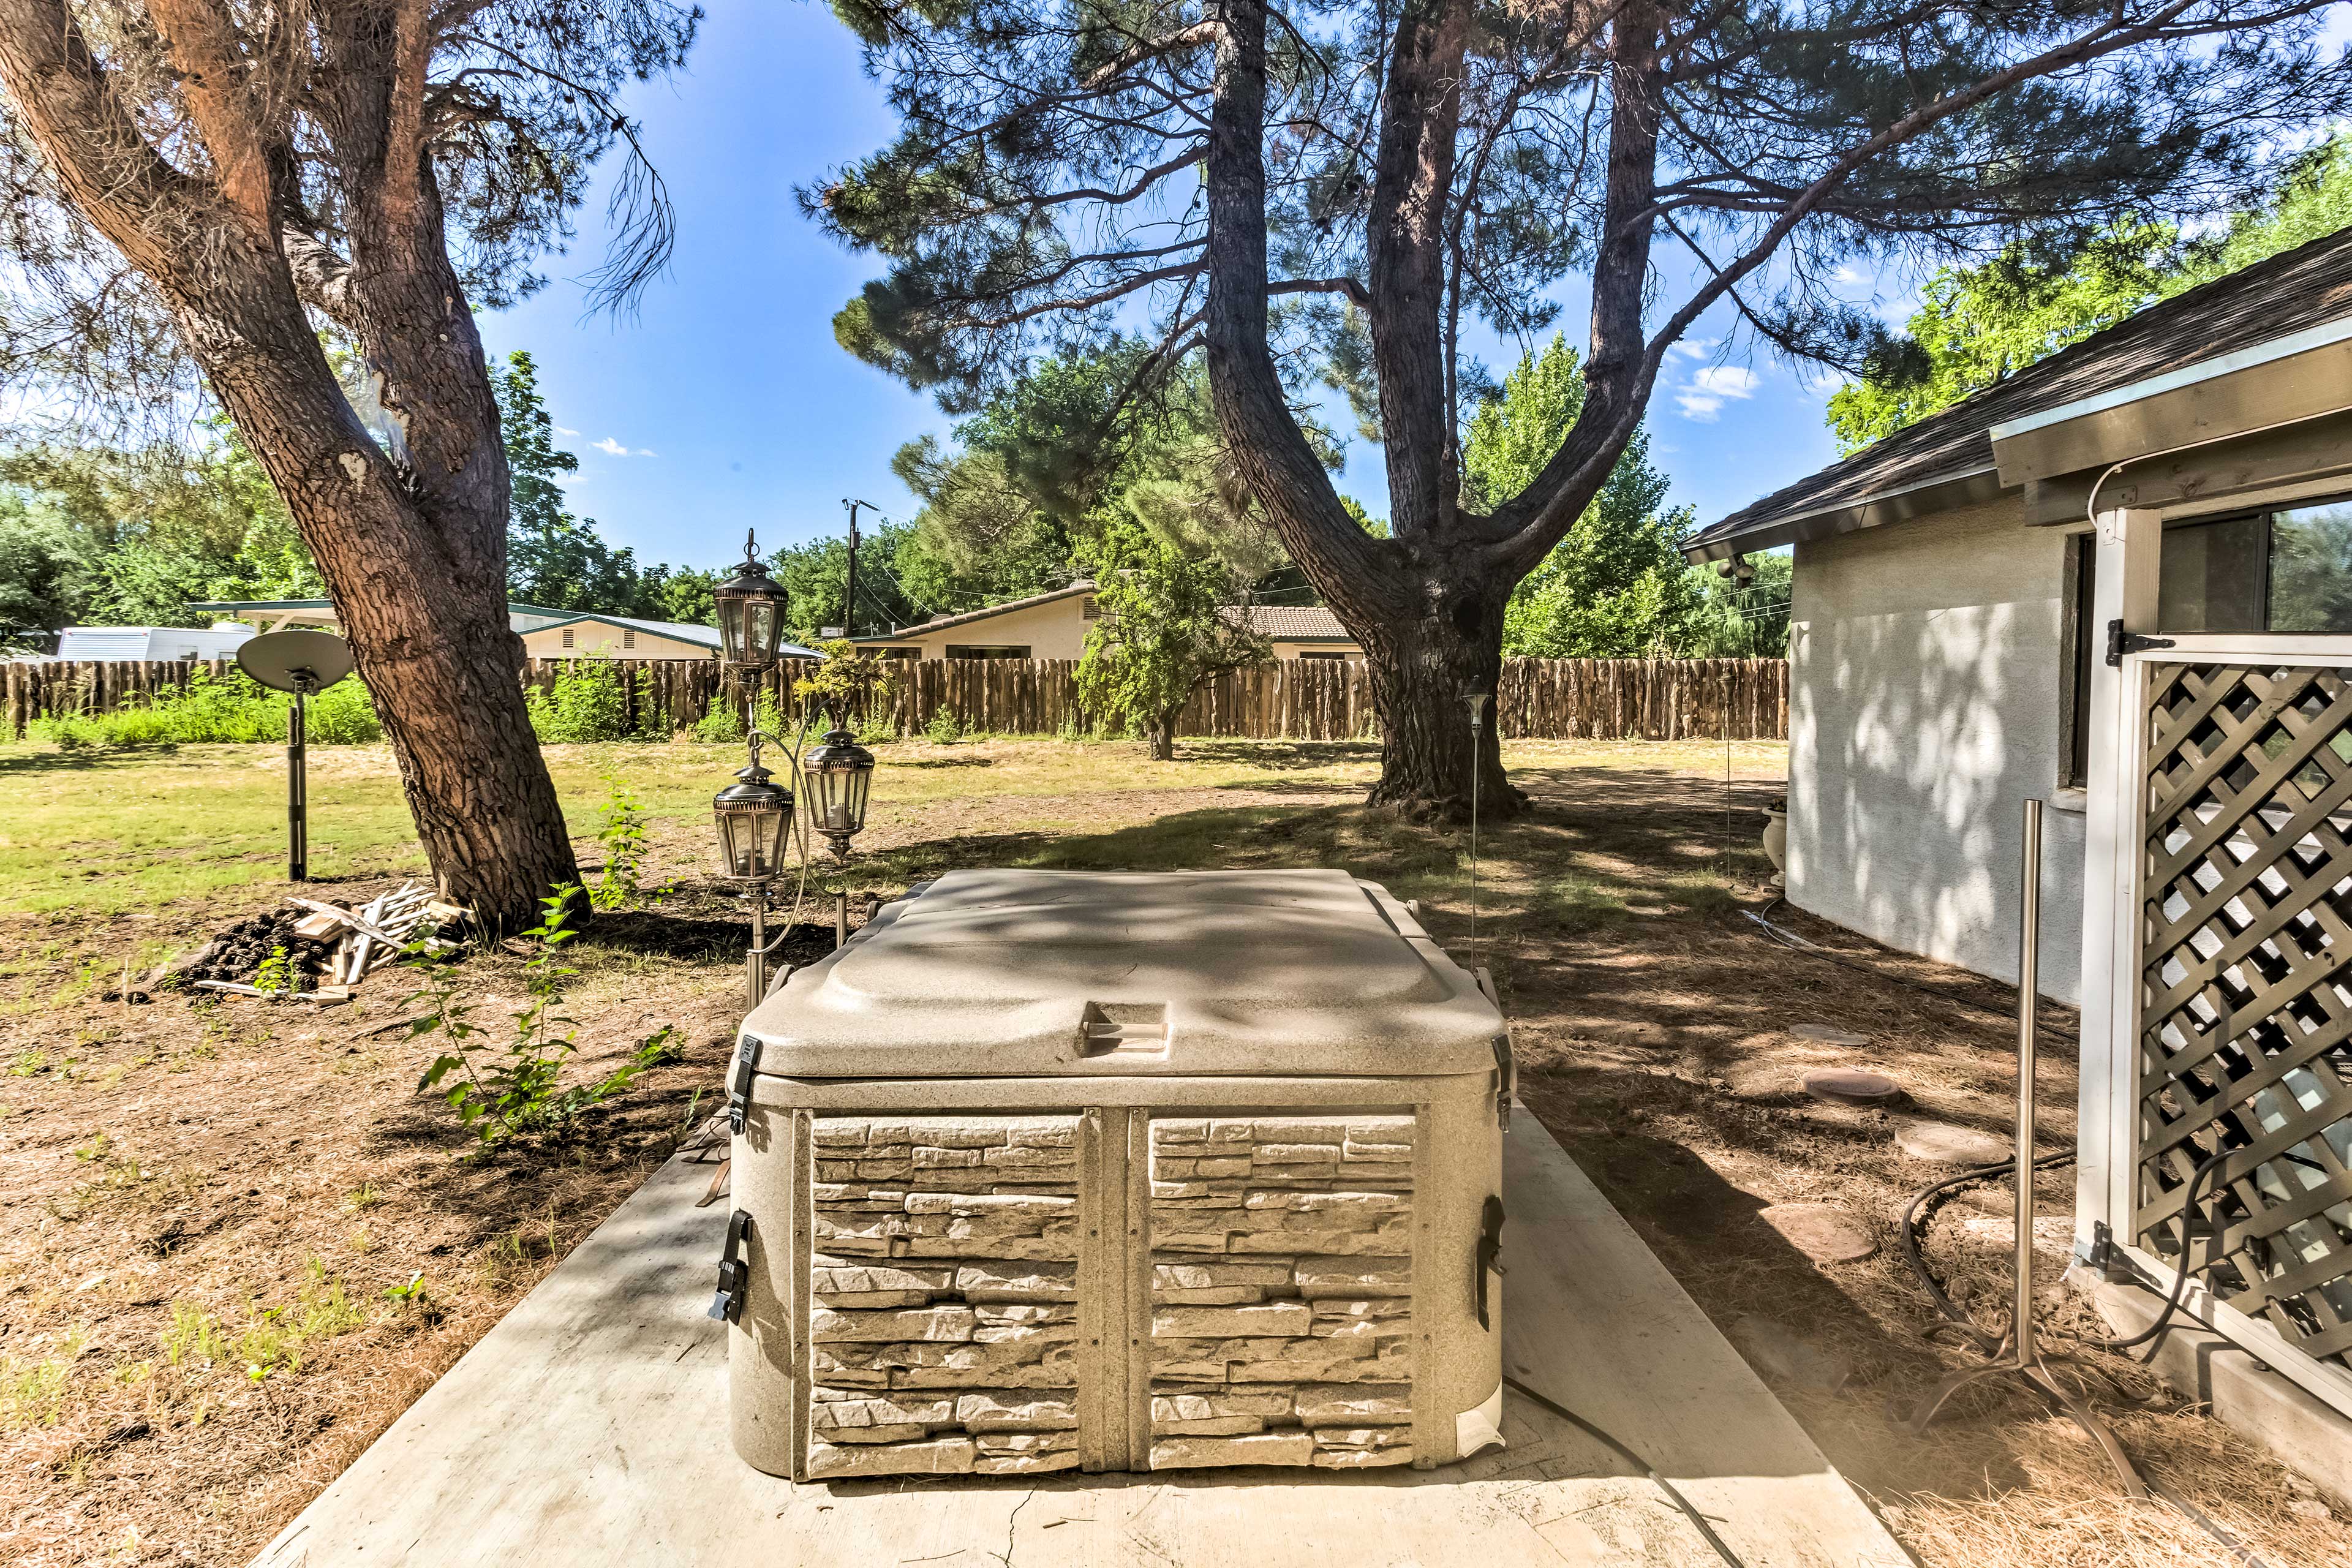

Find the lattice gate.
[{"left": 2139, "top": 660, "right": 2352, "bottom": 1373}]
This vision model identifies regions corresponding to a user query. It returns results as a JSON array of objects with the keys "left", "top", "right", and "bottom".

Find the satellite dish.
[{"left": 238, "top": 629, "right": 356, "bottom": 695}]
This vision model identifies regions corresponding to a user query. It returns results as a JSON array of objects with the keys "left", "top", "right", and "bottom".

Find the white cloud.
[
  {"left": 1674, "top": 364, "right": 1760, "bottom": 421},
  {"left": 555, "top": 425, "right": 579, "bottom": 437},
  {"left": 1666, "top": 336, "right": 1719, "bottom": 361},
  {"left": 590, "top": 436, "right": 658, "bottom": 458},
  {"left": 1831, "top": 264, "right": 1866, "bottom": 285}
]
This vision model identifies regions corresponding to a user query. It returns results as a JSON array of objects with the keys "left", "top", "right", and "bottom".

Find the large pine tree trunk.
[
  {"left": 1355, "top": 568, "right": 1521, "bottom": 823},
  {"left": 151, "top": 194, "right": 575, "bottom": 928}
]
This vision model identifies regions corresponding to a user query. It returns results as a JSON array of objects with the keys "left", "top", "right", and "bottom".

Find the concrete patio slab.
[{"left": 252, "top": 1113, "right": 1909, "bottom": 1568}]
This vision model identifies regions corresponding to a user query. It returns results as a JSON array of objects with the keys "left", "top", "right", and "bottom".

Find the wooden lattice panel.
[{"left": 2139, "top": 662, "right": 2352, "bottom": 1367}]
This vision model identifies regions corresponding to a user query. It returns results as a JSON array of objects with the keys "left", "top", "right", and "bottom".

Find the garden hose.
[{"left": 1500, "top": 1374, "right": 1746, "bottom": 1568}]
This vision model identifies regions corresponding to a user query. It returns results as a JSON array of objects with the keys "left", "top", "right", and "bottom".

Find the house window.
[
  {"left": 874, "top": 647, "right": 921, "bottom": 660},
  {"left": 560, "top": 627, "right": 575, "bottom": 649},
  {"left": 946, "top": 645, "right": 1030, "bottom": 660},
  {"left": 2062, "top": 533, "right": 2095, "bottom": 790},
  {"left": 2157, "top": 494, "right": 2352, "bottom": 633},
  {"left": 1298, "top": 649, "right": 1349, "bottom": 660},
  {"left": 622, "top": 628, "right": 636, "bottom": 649}
]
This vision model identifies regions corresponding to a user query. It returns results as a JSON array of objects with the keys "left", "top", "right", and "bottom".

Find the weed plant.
[
  {"left": 409, "top": 885, "right": 678, "bottom": 1148},
  {"left": 30, "top": 666, "right": 380, "bottom": 748}
]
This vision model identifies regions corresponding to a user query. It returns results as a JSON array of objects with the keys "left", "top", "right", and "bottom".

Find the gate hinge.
[
  {"left": 2105, "top": 619, "right": 2175, "bottom": 666},
  {"left": 726, "top": 1032, "right": 763, "bottom": 1134},
  {"left": 1474, "top": 1196, "right": 1506, "bottom": 1332},
  {"left": 709, "top": 1208, "right": 752, "bottom": 1323}
]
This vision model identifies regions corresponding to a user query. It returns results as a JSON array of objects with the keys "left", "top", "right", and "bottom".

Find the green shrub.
[
  {"left": 524, "top": 660, "right": 633, "bottom": 744},
  {"left": 922, "top": 705, "right": 966, "bottom": 744},
  {"left": 27, "top": 666, "right": 380, "bottom": 748}
]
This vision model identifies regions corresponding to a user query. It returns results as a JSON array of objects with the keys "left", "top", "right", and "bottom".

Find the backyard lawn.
[{"left": 0, "top": 732, "right": 2341, "bottom": 1567}]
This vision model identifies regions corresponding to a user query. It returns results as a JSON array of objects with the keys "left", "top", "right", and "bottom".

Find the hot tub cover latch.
[
  {"left": 709, "top": 1209, "right": 752, "bottom": 1324},
  {"left": 726, "top": 1034, "right": 763, "bottom": 1134},
  {"left": 1476, "top": 1195, "right": 1506, "bottom": 1330}
]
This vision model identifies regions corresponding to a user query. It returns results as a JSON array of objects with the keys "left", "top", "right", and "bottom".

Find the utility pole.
[{"left": 840, "top": 497, "right": 887, "bottom": 641}]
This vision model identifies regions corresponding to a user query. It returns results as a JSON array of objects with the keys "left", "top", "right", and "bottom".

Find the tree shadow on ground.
[
  {"left": 1175, "top": 737, "right": 1381, "bottom": 770},
  {"left": 0, "top": 746, "right": 116, "bottom": 774}
]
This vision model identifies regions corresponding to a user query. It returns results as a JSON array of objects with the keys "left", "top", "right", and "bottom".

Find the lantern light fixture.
[
  {"left": 712, "top": 733, "right": 796, "bottom": 883},
  {"left": 715, "top": 529, "right": 790, "bottom": 671},
  {"left": 802, "top": 725, "right": 876, "bottom": 861}
]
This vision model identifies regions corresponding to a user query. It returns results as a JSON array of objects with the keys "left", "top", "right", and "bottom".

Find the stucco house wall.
[
  {"left": 518, "top": 624, "right": 714, "bottom": 661},
  {"left": 1789, "top": 496, "right": 2086, "bottom": 1002}
]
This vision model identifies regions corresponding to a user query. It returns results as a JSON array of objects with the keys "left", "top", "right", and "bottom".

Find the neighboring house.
[
  {"left": 190, "top": 598, "right": 579, "bottom": 636},
  {"left": 1682, "top": 227, "right": 2352, "bottom": 1008},
  {"left": 852, "top": 581, "right": 1365, "bottom": 661},
  {"left": 48, "top": 625, "right": 255, "bottom": 661},
  {"left": 189, "top": 598, "right": 818, "bottom": 663}
]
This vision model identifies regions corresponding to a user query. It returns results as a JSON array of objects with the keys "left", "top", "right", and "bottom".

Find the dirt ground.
[{"left": 1, "top": 736, "right": 2343, "bottom": 1567}]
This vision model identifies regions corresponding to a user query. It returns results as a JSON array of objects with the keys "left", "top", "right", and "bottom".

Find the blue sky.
[{"left": 475, "top": 1, "right": 1883, "bottom": 572}]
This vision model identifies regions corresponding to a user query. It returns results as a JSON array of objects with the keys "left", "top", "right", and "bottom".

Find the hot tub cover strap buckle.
[
  {"left": 1476, "top": 1196, "right": 1506, "bottom": 1331},
  {"left": 726, "top": 1034, "right": 763, "bottom": 1133},
  {"left": 709, "top": 1209, "right": 752, "bottom": 1323}
]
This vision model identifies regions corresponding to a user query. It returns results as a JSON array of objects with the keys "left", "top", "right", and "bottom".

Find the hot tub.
[{"left": 715, "top": 869, "right": 1510, "bottom": 1480}]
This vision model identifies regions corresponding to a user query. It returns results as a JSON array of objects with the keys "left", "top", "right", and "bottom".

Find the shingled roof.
[
  {"left": 1681, "top": 227, "right": 2352, "bottom": 562},
  {"left": 1233, "top": 604, "right": 1353, "bottom": 640}
]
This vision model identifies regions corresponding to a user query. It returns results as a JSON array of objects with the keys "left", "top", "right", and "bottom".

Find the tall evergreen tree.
[
  {"left": 807, "top": 0, "right": 2350, "bottom": 818},
  {"left": 0, "top": 0, "right": 698, "bottom": 921}
]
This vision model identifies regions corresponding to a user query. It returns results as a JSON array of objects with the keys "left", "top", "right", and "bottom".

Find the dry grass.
[{"left": 0, "top": 734, "right": 2340, "bottom": 1567}]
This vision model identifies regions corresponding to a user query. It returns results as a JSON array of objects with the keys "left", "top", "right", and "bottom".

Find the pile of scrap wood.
[{"left": 192, "top": 883, "right": 467, "bottom": 1005}]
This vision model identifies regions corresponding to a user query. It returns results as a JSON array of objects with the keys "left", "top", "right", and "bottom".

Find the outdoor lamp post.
[
  {"left": 712, "top": 527, "right": 794, "bottom": 1009},
  {"left": 802, "top": 723, "right": 876, "bottom": 945},
  {"left": 714, "top": 732, "right": 795, "bottom": 1009}
]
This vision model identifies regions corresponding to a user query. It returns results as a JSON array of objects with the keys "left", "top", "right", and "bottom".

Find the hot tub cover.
[{"left": 742, "top": 869, "right": 1502, "bottom": 1079}]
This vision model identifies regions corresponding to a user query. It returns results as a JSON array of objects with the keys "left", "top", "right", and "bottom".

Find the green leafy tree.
[
  {"left": 0, "top": 424, "right": 324, "bottom": 633},
  {"left": 1075, "top": 524, "right": 1270, "bottom": 760},
  {"left": 1462, "top": 337, "right": 1705, "bottom": 657},
  {"left": 0, "top": 498, "right": 94, "bottom": 650},
  {"left": 1831, "top": 134, "right": 2352, "bottom": 452},
  {"left": 1684, "top": 552, "right": 1794, "bottom": 658}
]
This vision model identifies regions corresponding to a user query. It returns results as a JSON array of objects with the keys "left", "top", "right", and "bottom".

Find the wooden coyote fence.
[{"left": 4, "top": 654, "right": 1787, "bottom": 743}]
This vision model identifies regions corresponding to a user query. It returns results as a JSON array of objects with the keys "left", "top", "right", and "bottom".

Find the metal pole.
[
  {"left": 288, "top": 685, "right": 308, "bottom": 881},
  {"left": 747, "top": 880, "right": 767, "bottom": 1011},
  {"left": 835, "top": 885, "right": 849, "bottom": 951},
  {"left": 842, "top": 499, "right": 863, "bottom": 639},
  {"left": 2013, "top": 796, "right": 2044, "bottom": 1368},
  {"left": 1468, "top": 709, "right": 1482, "bottom": 947}
]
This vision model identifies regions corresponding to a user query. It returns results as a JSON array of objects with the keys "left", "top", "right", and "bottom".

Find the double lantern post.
[{"left": 710, "top": 531, "right": 876, "bottom": 1009}]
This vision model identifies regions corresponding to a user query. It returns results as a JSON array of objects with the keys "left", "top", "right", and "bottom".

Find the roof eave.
[{"left": 1681, "top": 464, "right": 2009, "bottom": 563}]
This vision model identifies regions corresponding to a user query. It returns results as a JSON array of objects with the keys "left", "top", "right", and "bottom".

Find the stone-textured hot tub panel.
[
  {"left": 804, "top": 1115, "right": 1082, "bottom": 1477},
  {"left": 1146, "top": 1114, "right": 1416, "bottom": 1469}
]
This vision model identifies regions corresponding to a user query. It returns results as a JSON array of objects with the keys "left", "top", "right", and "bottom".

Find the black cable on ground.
[
  {"left": 1502, "top": 1374, "right": 1747, "bottom": 1568},
  {"left": 1752, "top": 906, "right": 2274, "bottom": 1564},
  {"left": 1894, "top": 1149, "right": 2080, "bottom": 1352}
]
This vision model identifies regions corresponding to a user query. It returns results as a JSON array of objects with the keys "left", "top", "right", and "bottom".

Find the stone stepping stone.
[
  {"left": 1757, "top": 1203, "right": 1879, "bottom": 1264},
  {"left": 1727, "top": 1314, "right": 1854, "bottom": 1392},
  {"left": 1802, "top": 1067, "right": 1901, "bottom": 1106},
  {"left": 1894, "top": 1117, "right": 2011, "bottom": 1166},
  {"left": 1786, "top": 1023, "right": 1871, "bottom": 1047}
]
